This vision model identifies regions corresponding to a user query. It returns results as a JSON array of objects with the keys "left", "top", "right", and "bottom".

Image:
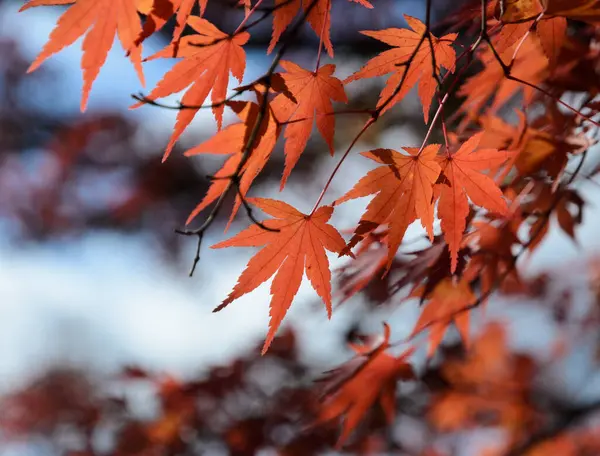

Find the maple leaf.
[
  {"left": 335, "top": 145, "right": 442, "bottom": 268},
  {"left": 132, "top": 17, "right": 249, "bottom": 161},
  {"left": 315, "top": 324, "right": 415, "bottom": 447},
  {"left": 547, "top": 0, "right": 600, "bottom": 22},
  {"left": 457, "top": 34, "right": 547, "bottom": 124},
  {"left": 393, "top": 241, "right": 467, "bottom": 303},
  {"left": 270, "top": 61, "right": 347, "bottom": 188},
  {"left": 410, "top": 277, "right": 476, "bottom": 357},
  {"left": 430, "top": 321, "right": 536, "bottom": 440},
  {"left": 482, "top": 108, "right": 590, "bottom": 181},
  {"left": 494, "top": 15, "right": 567, "bottom": 68},
  {"left": 521, "top": 182, "right": 584, "bottom": 251},
  {"left": 184, "top": 101, "right": 280, "bottom": 228},
  {"left": 136, "top": 0, "right": 209, "bottom": 46},
  {"left": 516, "top": 106, "right": 592, "bottom": 179},
  {"left": 211, "top": 198, "right": 347, "bottom": 354},
  {"left": 335, "top": 229, "right": 391, "bottom": 304},
  {"left": 344, "top": 15, "right": 457, "bottom": 121},
  {"left": 536, "top": 17, "right": 568, "bottom": 66},
  {"left": 267, "top": 0, "right": 373, "bottom": 56},
  {"left": 463, "top": 217, "right": 523, "bottom": 298},
  {"left": 496, "top": 0, "right": 545, "bottom": 22},
  {"left": 497, "top": 0, "right": 600, "bottom": 23},
  {"left": 436, "top": 133, "right": 512, "bottom": 273},
  {"left": 20, "top": 0, "right": 146, "bottom": 112},
  {"left": 135, "top": 0, "right": 252, "bottom": 46}
]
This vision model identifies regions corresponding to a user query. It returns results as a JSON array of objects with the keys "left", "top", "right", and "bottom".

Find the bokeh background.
[{"left": 3, "top": 0, "right": 600, "bottom": 454}]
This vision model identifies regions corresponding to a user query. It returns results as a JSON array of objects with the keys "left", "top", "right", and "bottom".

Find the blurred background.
[{"left": 3, "top": 0, "right": 600, "bottom": 454}]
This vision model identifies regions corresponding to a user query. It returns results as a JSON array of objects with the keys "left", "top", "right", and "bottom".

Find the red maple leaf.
[
  {"left": 410, "top": 277, "right": 476, "bottom": 357},
  {"left": 344, "top": 15, "right": 457, "bottom": 121},
  {"left": 20, "top": 0, "right": 146, "bottom": 111},
  {"left": 271, "top": 61, "right": 347, "bottom": 188},
  {"left": 335, "top": 145, "right": 442, "bottom": 267},
  {"left": 212, "top": 198, "right": 347, "bottom": 354},
  {"left": 136, "top": 0, "right": 209, "bottom": 46},
  {"left": 494, "top": 15, "right": 567, "bottom": 68},
  {"left": 316, "top": 324, "right": 415, "bottom": 447},
  {"left": 132, "top": 17, "right": 249, "bottom": 162},
  {"left": 268, "top": 0, "right": 373, "bottom": 56},
  {"left": 457, "top": 35, "right": 547, "bottom": 124},
  {"left": 436, "top": 133, "right": 512, "bottom": 272},
  {"left": 498, "top": 0, "right": 600, "bottom": 24}
]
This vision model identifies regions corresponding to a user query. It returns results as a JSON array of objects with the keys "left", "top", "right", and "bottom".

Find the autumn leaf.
[
  {"left": 184, "top": 101, "right": 280, "bottom": 229},
  {"left": 344, "top": 15, "right": 457, "bottom": 121},
  {"left": 496, "top": 0, "right": 545, "bottom": 22},
  {"left": 433, "top": 320, "right": 537, "bottom": 442},
  {"left": 136, "top": 0, "right": 208, "bottom": 47},
  {"left": 457, "top": 35, "right": 547, "bottom": 125},
  {"left": 478, "top": 109, "right": 586, "bottom": 181},
  {"left": 132, "top": 17, "right": 249, "bottom": 162},
  {"left": 436, "top": 133, "right": 512, "bottom": 272},
  {"left": 429, "top": 321, "right": 535, "bottom": 434},
  {"left": 316, "top": 324, "right": 415, "bottom": 447},
  {"left": 410, "top": 277, "right": 476, "bottom": 357},
  {"left": 521, "top": 182, "right": 585, "bottom": 251},
  {"left": 536, "top": 17, "right": 567, "bottom": 66},
  {"left": 335, "top": 145, "right": 442, "bottom": 268},
  {"left": 494, "top": 15, "right": 567, "bottom": 68},
  {"left": 498, "top": 0, "right": 600, "bottom": 24},
  {"left": 20, "top": 0, "right": 146, "bottom": 111},
  {"left": 211, "top": 198, "right": 347, "bottom": 354},
  {"left": 547, "top": 0, "right": 600, "bottom": 23},
  {"left": 462, "top": 217, "right": 523, "bottom": 299},
  {"left": 270, "top": 61, "right": 347, "bottom": 188},
  {"left": 267, "top": 0, "right": 373, "bottom": 56},
  {"left": 335, "top": 229, "right": 390, "bottom": 304}
]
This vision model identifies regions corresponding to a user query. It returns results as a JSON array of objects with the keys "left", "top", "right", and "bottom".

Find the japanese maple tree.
[{"left": 10, "top": 0, "right": 600, "bottom": 453}]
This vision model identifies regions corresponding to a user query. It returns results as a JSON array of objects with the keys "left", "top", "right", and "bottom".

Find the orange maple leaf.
[
  {"left": 410, "top": 277, "right": 476, "bottom": 357},
  {"left": 211, "top": 198, "right": 347, "bottom": 354},
  {"left": 136, "top": 0, "right": 253, "bottom": 47},
  {"left": 536, "top": 16, "right": 568, "bottom": 66},
  {"left": 496, "top": 0, "right": 545, "bottom": 22},
  {"left": 184, "top": 101, "right": 280, "bottom": 228},
  {"left": 316, "top": 324, "right": 415, "bottom": 447},
  {"left": 548, "top": 0, "right": 600, "bottom": 22},
  {"left": 429, "top": 321, "right": 536, "bottom": 434},
  {"left": 335, "top": 145, "right": 442, "bottom": 268},
  {"left": 498, "top": 0, "right": 600, "bottom": 23},
  {"left": 136, "top": 0, "right": 209, "bottom": 46},
  {"left": 132, "top": 17, "right": 249, "bottom": 162},
  {"left": 436, "top": 133, "right": 512, "bottom": 273},
  {"left": 344, "top": 15, "right": 457, "bottom": 121},
  {"left": 457, "top": 35, "right": 547, "bottom": 124},
  {"left": 495, "top": 16, "right": 567, "bottom": 67},
  {"left": 268, "top": 0, "right": 373, "bottom": 56},
  {"left": 271, "top": 61, "right": 347, "bottom": 188},
  {"left": 20, "top": 0, "right": 146, "bottom": 112},
  {"left": 462, "top": 217, "right": 523, "bottom": 299}
]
